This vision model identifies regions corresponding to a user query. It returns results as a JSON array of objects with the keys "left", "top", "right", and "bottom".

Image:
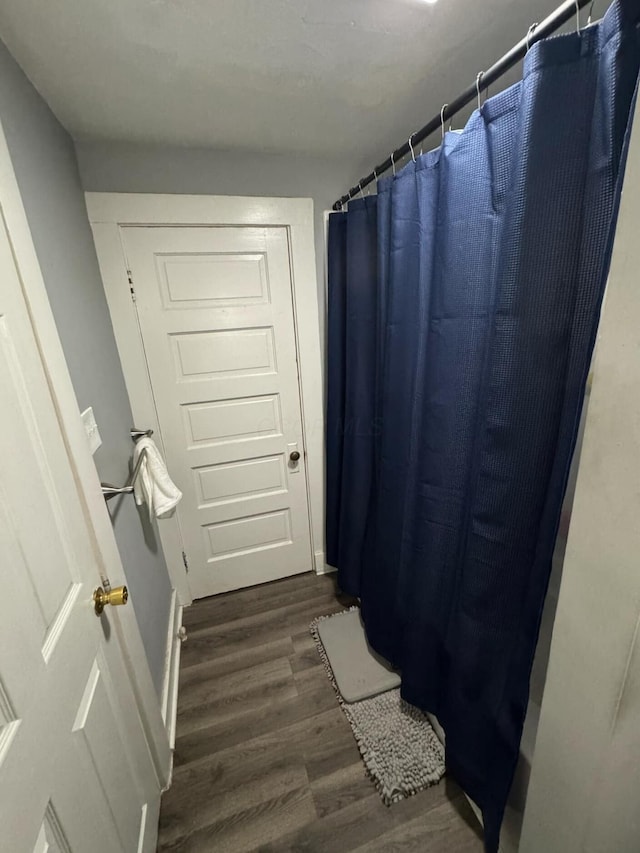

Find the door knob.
[
  {"left": 289, "top": 450, "right": 301, "bottom": 463},
  {"left": 93, "top": 585, "right": 129, "bottom": 615}
]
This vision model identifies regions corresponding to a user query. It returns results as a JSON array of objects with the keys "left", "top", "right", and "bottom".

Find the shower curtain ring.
[
  {"left": 587, "top": 0, "right": 596, "bottom": 24},
  {"left": 476, "top": 71, "right": 484, "bottom": 111},
  {"left": 526, "top": 23, "right": 538, "bottom": 52},
  {"left": 358, "top": 182, "right": 365, "bottom": 200},
  {"left": 408, "top": 134, "right": 416, "bottom": 163},
  {"left": 440, "top": 104, "right": 449, "bottom": 140},
  {"left": 574, "top": 0, "right": 581, "bottom": 32},
  {"left": 390, "top": 151, "right": 396, "bottom": 176}
]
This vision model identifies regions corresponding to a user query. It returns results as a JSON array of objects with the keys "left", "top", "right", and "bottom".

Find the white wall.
[
  {"left": 75, "top": 140, "right": 361, "bottom": 347},
  {"left": 520, "top": 97, "right": 640, "bottom": 852},
  {"left": 0, "top": 39, "right": 173, "bottom": 695}
]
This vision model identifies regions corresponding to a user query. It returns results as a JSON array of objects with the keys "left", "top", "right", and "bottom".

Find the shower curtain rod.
[{"left": 333, "top": 0, "right": 593, "bottom": 210}]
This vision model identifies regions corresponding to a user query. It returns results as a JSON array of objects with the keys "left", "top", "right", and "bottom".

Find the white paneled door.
[
  {"left": 121, "top": 225, "right": 313, "bottom": 598},
  {"left": 0, "top": 202, "right": 159, "bottom": 851}
]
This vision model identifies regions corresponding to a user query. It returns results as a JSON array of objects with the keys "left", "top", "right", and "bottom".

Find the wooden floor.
[{"left": 157, "top": 572, "right": 484, "bottom": 852}]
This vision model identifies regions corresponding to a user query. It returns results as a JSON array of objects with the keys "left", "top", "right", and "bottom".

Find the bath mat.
[
  {"left": 310, "top": 610, "right": 445, "bottom": 804},
  {"left": 316, "top": 606, "right": 401, "bottom": 702}
]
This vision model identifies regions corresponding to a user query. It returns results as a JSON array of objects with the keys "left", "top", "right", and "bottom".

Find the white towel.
[{"left": 133, "top": 437, "right": 182, "bottom": 520}]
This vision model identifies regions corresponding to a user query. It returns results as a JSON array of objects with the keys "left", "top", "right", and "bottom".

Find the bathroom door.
[
  {"left": 0, "top": 202, "right": 160, "bottom": 849},
  {"left": 117, "top": 223, "right": 313, "bottom": 599}
]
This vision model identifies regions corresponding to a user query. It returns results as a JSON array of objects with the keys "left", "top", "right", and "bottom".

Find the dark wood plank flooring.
[{"left": 157, "top": 572, "right": 484, "bottom": 853}]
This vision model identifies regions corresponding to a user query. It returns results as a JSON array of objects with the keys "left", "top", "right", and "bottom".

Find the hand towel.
[{"left": 132, "top": 437, "right": 182, "bottom": 520}]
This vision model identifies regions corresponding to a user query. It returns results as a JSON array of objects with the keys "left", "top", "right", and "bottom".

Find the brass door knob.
[
  {"left": 94, "top": 585, "right": 129, "bottom": 616},
  {"left": 289, "top": 450, "right": 301, "bottom": 462}
]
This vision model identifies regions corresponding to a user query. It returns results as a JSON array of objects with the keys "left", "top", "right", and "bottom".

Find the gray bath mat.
[
  {"left": 310, "top": 610, "right": 445, "bottom": 804},
  {"left": 316, "top": 607, "right": 401, "bottom": 702}
]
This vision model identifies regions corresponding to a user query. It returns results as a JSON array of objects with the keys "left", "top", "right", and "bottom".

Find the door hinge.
[
  {"left": 182, "top": 550, "right": 189, "bottom": 572},
  {"left": 127, "top": 269, "right": 136, "bottom": 301}
]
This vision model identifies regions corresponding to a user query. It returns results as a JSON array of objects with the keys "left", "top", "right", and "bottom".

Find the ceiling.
[{"left": 0, "top": 0, "right": 571, "bottom": 164}]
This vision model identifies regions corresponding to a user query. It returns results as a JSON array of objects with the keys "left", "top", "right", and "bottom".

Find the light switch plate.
[{"left": 81, "top": 406, "right": 102, "bottom": 455}]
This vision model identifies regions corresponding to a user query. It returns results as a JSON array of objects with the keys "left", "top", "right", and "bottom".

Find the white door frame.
[
  {"left": 0, "top": 131, "right": 171, "bottom": 787},
  {"left": 86, "top": 193, "right": 326, "bottom": 602}
]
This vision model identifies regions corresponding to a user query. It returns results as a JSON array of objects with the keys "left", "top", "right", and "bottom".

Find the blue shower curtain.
[{"left": 326, "top": 2, "right": 640, "bottom": 850}]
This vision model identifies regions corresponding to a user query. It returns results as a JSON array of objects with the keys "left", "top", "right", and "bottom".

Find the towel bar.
[
  {"left": 100, "top": 427, "right": 153, "bottom": 501},
  {"left": 130, "top": 427, "right": 153, "bottom": 440},
  {"left": 101, "top": 447, "right": 148, "bottom": 501}
]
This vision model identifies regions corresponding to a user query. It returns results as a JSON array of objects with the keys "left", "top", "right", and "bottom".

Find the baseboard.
[
  {"left": 139, "top": 795, "right": 161, "bottom": 853},
  {"left": 160, "top": 589, "right": 184, "bottom": 790},
  {"left": 426, "top": 712, "right": 446, "bottom": 746},
  {"left": 425, "top": 712, "right": 488, "bottom": 845},
  {"left": 314, "top": 550, "right": 336, "bottom": 575}
]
